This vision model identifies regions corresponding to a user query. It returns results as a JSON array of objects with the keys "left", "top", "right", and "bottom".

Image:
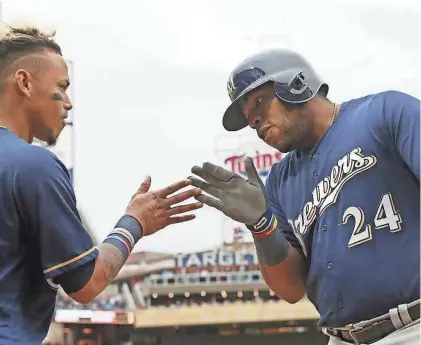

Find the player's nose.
[
  {"left": 249, "top": 115, "right": 262, "bottom": 129},
  {"left": 64, "top": 101, "right": 73, "bottom": 111}
]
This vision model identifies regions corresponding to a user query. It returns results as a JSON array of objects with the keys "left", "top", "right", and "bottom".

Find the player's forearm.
[
  {"left": 64, "top": 178, "right": 201, "bottom": 305},
  {"left": 69, "top": 216, "right": 142, "bottom": 304},
  {"left": 96, "top": 243, "right": 125, "bottom": 285},
  {"left": 257, "top": 245, "right": 306, "bottom": 303},
  {"left": 69, "top": 243, "right": 127, "bottom": 304},
  {"left": 253, "top": 228, "right": 306, "bottom": 303}
]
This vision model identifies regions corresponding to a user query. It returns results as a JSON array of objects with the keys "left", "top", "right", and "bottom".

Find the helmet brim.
[
  {"left": 222, "top": 75, "right": 276, "bottom": 131},
  {"left": 222, "top": 102, "right": 248, "bottom": 131}
]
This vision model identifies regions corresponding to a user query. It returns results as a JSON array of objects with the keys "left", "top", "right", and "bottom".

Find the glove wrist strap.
[{"left": 246, "top": 209, "right": 278, "bottom": 238}]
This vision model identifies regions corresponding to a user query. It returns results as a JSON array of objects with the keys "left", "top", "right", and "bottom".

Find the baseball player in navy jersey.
[
  {"left": 189, "top": 49, "right": 420, "bottom": 344},
  {"left": 0, "top": 25, "right": 202, "bottom": 345}
]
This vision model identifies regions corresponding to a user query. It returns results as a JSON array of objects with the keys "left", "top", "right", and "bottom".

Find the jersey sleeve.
[
  {"left": 13, "top": 147, "right": 98, "bottom": 280},
  {"left": 382, "top": 91, "right": 420, "bottom": 181},
  {"left": 265, "top": 165, "right": 303, "bottom": 253}
]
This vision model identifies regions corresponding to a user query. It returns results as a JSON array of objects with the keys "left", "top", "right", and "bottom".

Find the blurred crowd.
[
  {"left": 56, "top": 294, "right": 126, "bottom": 311},
  {"left": 56, "top": 289, "right": 127, "bottom": 311},
  {"left": 55, "top": 286, "right": 278, "bottom": 312},
  {"left": 53, "top": 266, "right": 277, "bottom": 313}
]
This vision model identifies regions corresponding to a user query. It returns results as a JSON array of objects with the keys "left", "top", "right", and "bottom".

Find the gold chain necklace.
[{"left": 330, "top": 103, "right": 338, "bottom": 127}]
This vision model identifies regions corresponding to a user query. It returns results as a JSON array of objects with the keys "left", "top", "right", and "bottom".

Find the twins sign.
[{"left": 224, "top": 150, "right": 283, "bottom": 181}]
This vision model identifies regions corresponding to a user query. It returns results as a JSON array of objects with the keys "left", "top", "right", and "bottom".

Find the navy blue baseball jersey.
[
  {"left": 265, "top": 90, "right": 420, "bottom": 327},
  {"left": 0, "top": 129, "right": 98, "bottom": 345}
]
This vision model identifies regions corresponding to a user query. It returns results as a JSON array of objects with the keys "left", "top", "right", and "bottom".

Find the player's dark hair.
[{"left": 0, "top": 23, "right": 62, "bottom": 82}]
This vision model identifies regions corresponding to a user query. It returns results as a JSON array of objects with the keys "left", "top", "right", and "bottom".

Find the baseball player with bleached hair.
[
  {"left": 189, "top": 49, "right": 420, "bottom": 345},
  {"left": 0, "top": 24, "right": 202, "bottom": 345}
]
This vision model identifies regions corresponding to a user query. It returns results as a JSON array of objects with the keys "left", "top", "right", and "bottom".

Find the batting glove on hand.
[{"left": 189, "top": 157, "right": 275, "bottom": 234}]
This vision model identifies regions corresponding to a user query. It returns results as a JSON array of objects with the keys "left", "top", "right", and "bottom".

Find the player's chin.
[
  {"left": 267, "top": 138, "right": 293, "bottom": 153},
  {"left": 45, "top": 125, "right": 63, "bottom": 147},
  {"left": 56, "top": 120, "right": 66, "bottom": 135},
  {"left": 263, "top": 131, "right": 291, "bottom": 153}
]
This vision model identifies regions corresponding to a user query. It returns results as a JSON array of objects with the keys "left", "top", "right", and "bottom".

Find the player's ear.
[{"left": 14, "top": 69, "right": 34, "bottom": 98}]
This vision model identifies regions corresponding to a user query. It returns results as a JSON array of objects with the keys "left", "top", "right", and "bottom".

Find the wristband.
[
  {"left": 115, "top": 215, "right": 143, "bottom": 242},
  {"left": 246, "top": 209, "right": 277, "bottom": 238},
  {"left": 103, "top": 215, "right": 143, "bottom": 261},
  {"left": 247, "top": 210, "right": 290, "bottom": 266},
  {"left": 103, "top": 236, "right": 131, "bottom": 260}
]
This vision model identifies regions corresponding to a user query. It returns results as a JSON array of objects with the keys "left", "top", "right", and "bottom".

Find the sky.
[{"left": 2, "top": 0, "right": 420, "bottom": 254}]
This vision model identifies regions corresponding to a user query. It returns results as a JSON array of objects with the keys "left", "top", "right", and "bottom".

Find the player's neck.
[
  {"left": 0, "top": 98, "right": 32, "bottom": 143},
  {"left": 311, "top": 98, "right": 340, "bottom": 142}
]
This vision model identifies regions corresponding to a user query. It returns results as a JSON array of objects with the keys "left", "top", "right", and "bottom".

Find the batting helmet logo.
[{"left": 227, "top": 67, "right": 266, "bottom": 102}]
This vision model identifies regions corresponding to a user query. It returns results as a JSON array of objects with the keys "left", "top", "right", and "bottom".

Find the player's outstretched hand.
[
  {"left": 188, "top": 157, "right": 268, "bottom": 226},
  {"left": 125, "top": 176, "right": 203, "bottom": 236}
]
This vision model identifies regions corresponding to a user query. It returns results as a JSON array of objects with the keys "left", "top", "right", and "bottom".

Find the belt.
[{"left": 323, "top": 300, "right": 420, "bottom": 344}]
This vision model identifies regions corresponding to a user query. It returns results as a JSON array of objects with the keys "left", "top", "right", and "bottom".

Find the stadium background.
[
  {"left": 36, "top": 62, "right": 327, "bottom": 344},
  {"left": 3, "top": 1, "right": 415, "bottom": 344}
]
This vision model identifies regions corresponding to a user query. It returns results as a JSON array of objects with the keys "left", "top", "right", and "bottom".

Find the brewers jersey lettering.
[
  {"left": 0, "top": 129, "right": 98, "bottom": 345},
  {"left": 265, "top": 90, "right": 420, "bottom": 327}
]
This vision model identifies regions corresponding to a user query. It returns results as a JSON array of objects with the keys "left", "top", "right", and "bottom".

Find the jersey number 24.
[{"left": 343, "top": 193, "right": 402, "bottom": 248}]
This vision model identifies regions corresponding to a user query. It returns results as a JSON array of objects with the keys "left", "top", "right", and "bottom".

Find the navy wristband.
[
  {"left": 115, "top": 215, "right": 143, "bottom": 243},
  {"left": 103, "top": 237, "right": 130, "bottom": 260},
  {"left": 246, "top": 209, "right": 275, "bottom": 234}
]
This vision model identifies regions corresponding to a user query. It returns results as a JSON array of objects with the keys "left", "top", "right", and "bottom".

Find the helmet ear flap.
[
  {"left": 288, "top": 72, "right": 309, "bottom": 95},
  {"left": 274, "top": 74, "right": 313, "bottom": 105},
  {"left": 273, "top": 70, "right": 328, "bottom": 105}
]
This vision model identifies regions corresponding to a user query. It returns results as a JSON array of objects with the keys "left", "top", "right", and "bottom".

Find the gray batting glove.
[{"left": 188, "top": 157, "right": 271, "bottom": 229}]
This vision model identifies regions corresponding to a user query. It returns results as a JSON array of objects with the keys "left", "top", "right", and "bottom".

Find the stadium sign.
[
  {"left": 174, "top": 250, "right": 258, "bottom": 268},
  {"left": 224, "top": 150, "right": 283, "bottom": 179}
]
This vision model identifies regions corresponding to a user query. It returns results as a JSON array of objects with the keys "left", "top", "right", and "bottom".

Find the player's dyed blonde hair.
[
  {"left": 0, "top": 22, "right": 61, "bottom": 54},
  {"left": 0, "top": 22, "right": 62, "bottom": 80}
]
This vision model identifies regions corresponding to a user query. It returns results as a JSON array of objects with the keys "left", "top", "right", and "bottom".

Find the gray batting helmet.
[{"left": 223, "top": 49, "right": 329, "bottom": 131}]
